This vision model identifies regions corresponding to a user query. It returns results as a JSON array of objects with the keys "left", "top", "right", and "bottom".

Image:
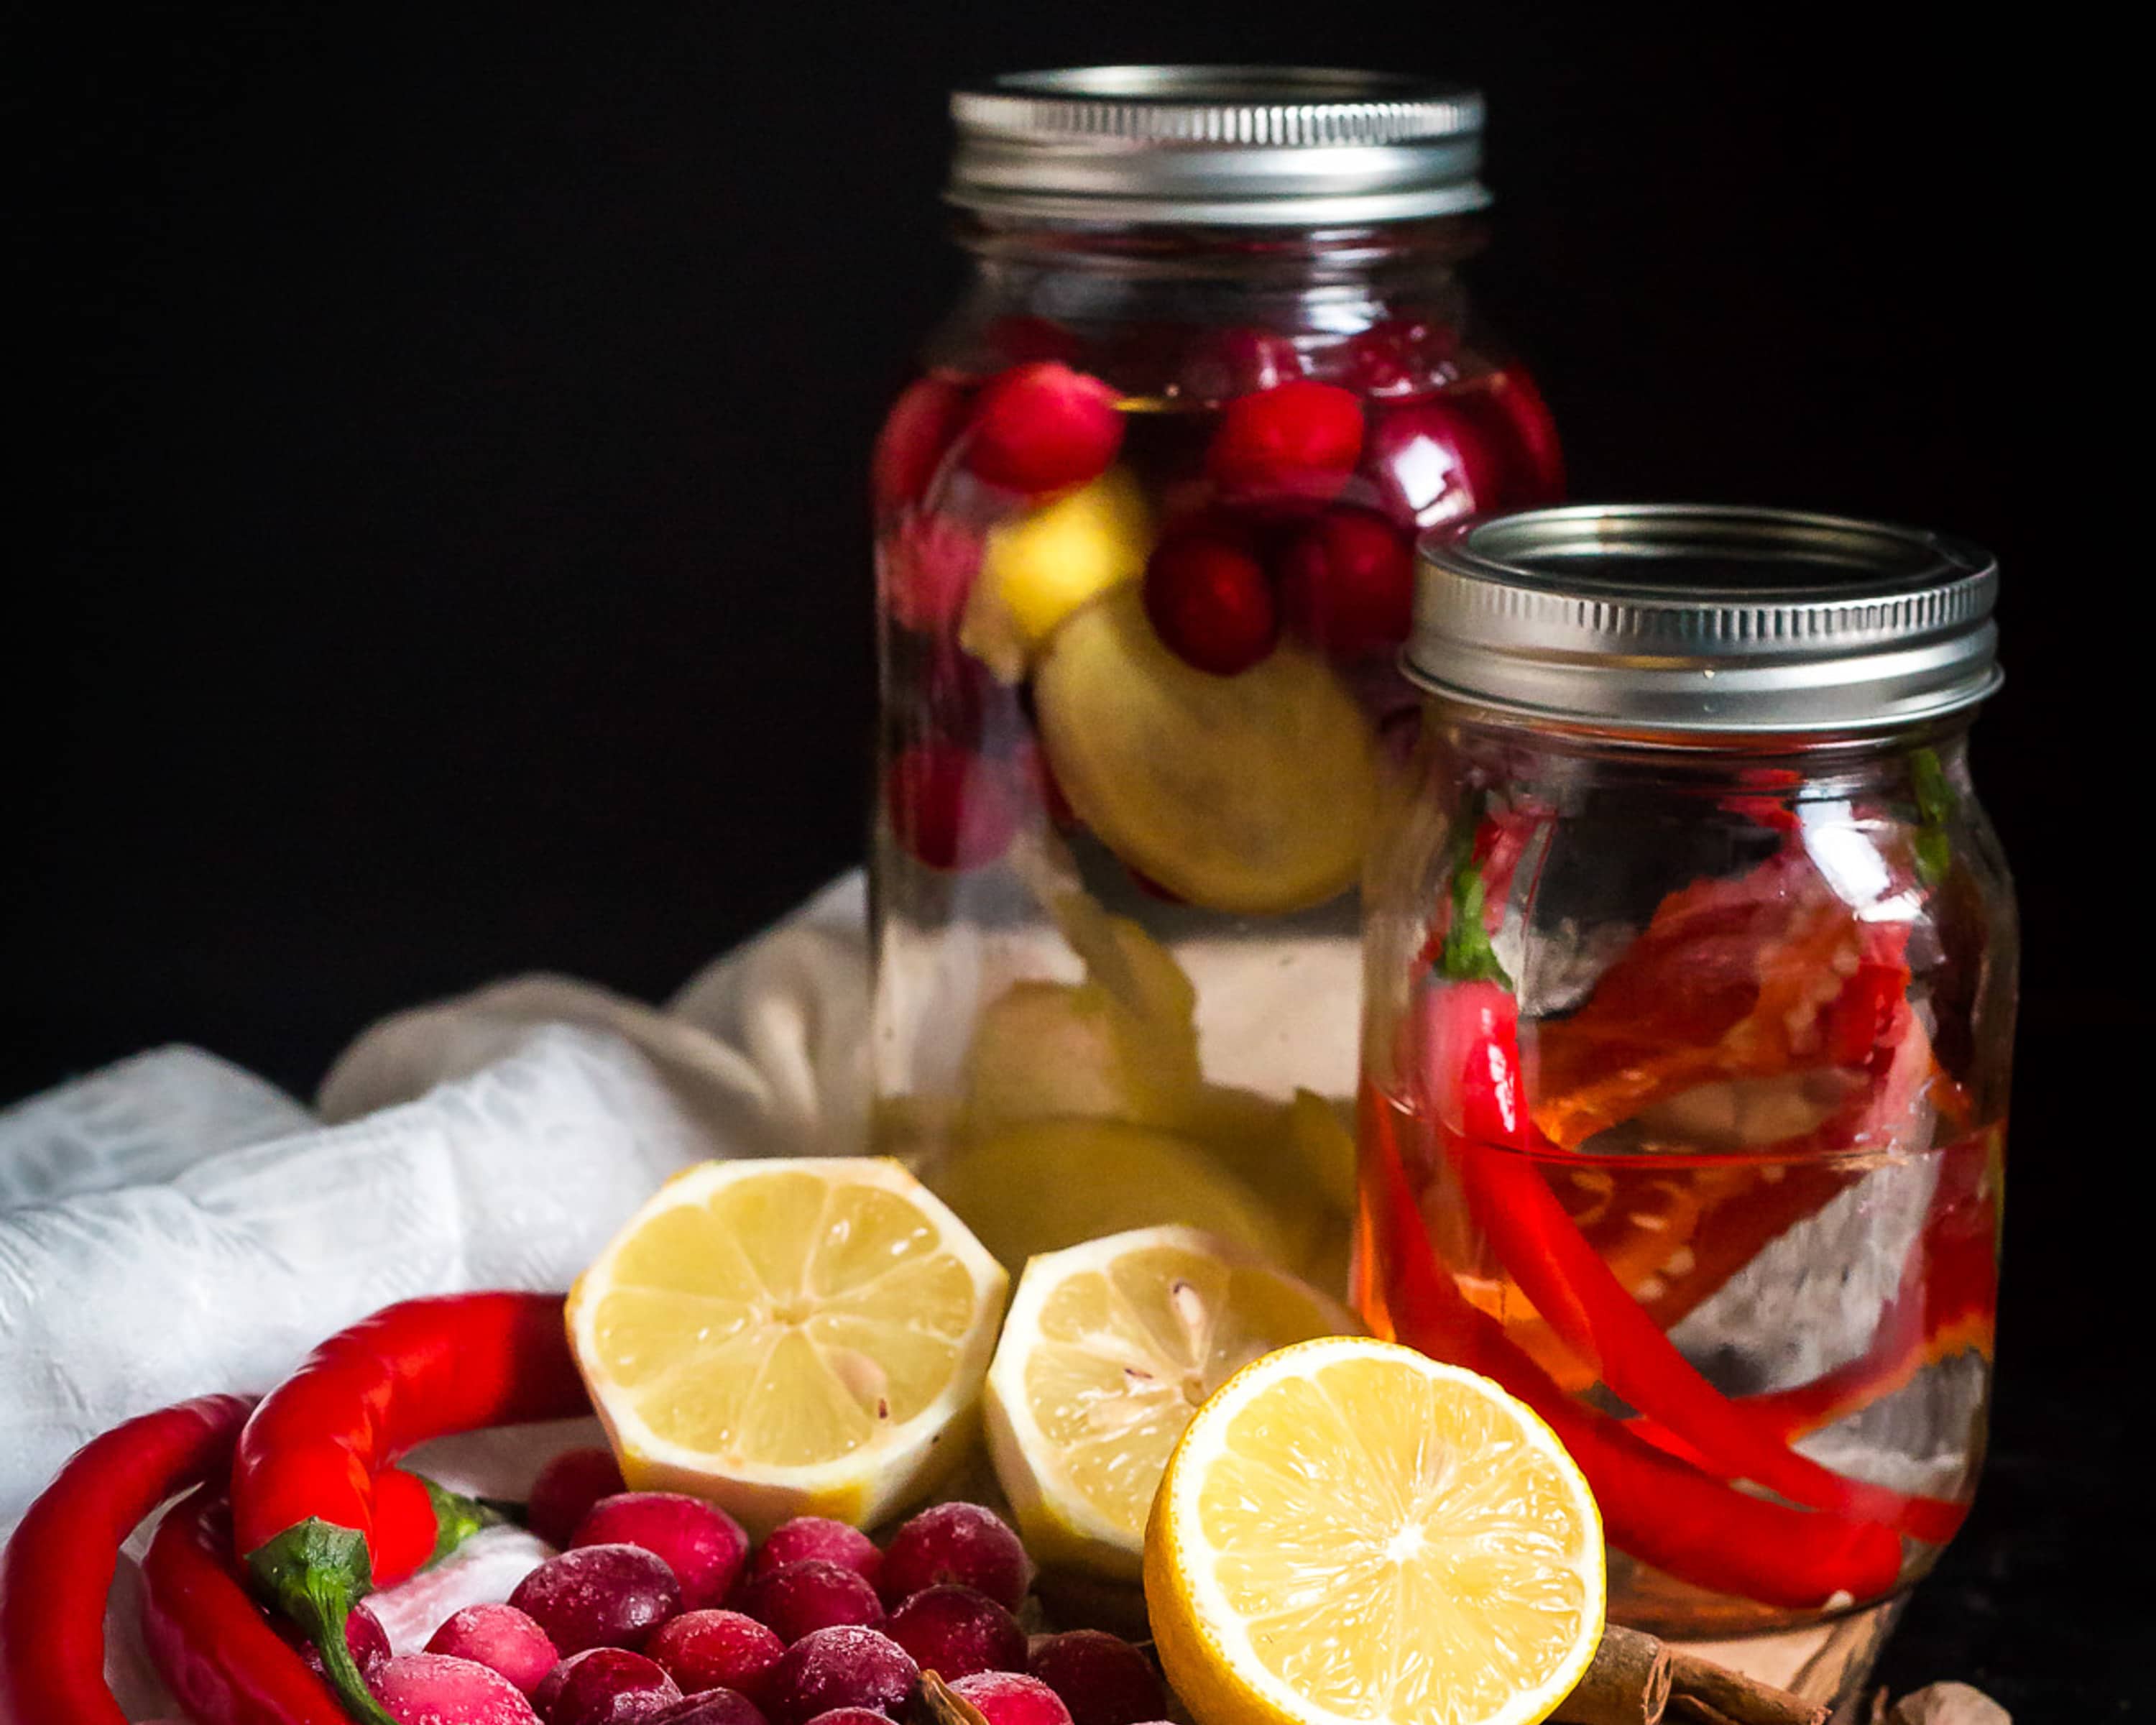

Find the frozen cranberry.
[
  {"left": 649, "top": 1692, "right": 772, "bottom": 1725},
  {"left": 574, "top": 1494, "right": 750, "bottom": 1614},
  {"left": 428, "top": 1604, "right": 559, "bottom": 1696},
  {"left": 795, "top": 1712, "right": 893, "bottom": 1725},
  {"left": 1205, "top": 380, "right": 1364, "bottom": 505},
  {"left": 1024, "top": 1634, "right": 1165, "bottom": 1725},
  {"left": 294, "top": 1601, "right": 391, "bottom": 1683},
  {"left": 1358, "top": 397, "right": 1501, "bottom": 533},
  {"left": 766, "top": 1626, "right": 918, "bottom": 1725},
  {"left": 1276, "top": 507, "right": 1416, "bottom": 658},
  {"left": 530, "top": 1449, "right": 629, "bottom": 1549},
  {"left": 876, "top": 1505, "right": 1031, "bottom": 1613},
  {"left": 744, "top": 1560, "right": 885, "bottom": 1643},
  {"left": 1338, "top": 316, "right": 1459, "bottom": 396},
  {"left": 949, "top": 1672, "right": 1072, "bottom": 1725},
  {"left": 874, "top": 378, "right": 975, "bottom": 515},
  {"left": 542, "top": 1647, "right": 681, "bottom": 1725},
  {"left": 883, "top": 1585, "right": 1026, "bottom": 1681},
  {"left": 510, "top": 1543, "right": 682, "bottom": 1656},
  {"left": 370, "top": 1652, "right": 540, "bottom": 1724},
  {"left": 882, "top": 513, "right": 983, "bottom": 637},
  {"left": 963, "top": 363, "right": 1125, "bottom": 495},
  {"left": 647, "top": 1611, "right": 786, "bottom": 1703},
  {"left": 886, "top": 744, "right": 1023, "bottom": 873},
  {"left": 752, "top": 1519, "right": 884, "bottom": 1589},
  {"left": 1177, "top": 327, "right": 1302, "bottom": 403},
  {"left": 1141, "top": 530, "right": 1278, "bottom": 676}
]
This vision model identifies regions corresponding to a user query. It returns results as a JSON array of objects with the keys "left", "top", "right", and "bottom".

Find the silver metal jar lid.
[
  {"left": 1409, "top": 504, "right": 2002, "bottom": 735},
  {"left": 946, "top": 66, "right": 1488, "bottom": 227}
]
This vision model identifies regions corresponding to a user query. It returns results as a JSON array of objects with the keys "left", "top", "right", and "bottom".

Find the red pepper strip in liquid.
[
  {"left": 1357, "top": 1092, "right": 1904, "bottom": 1609},
  {"left": 0, "top": 1393, "right": 254, "bottom": 1725},
  {"left": 1423, "top": 979, "right": 1968, "bottom": 1546},
  {"left": 231, "top": 1292, "right": 589, "bottom": 1721},
  {"left": 140, "top": 1486, "right": 350, "bottom": 1725}
]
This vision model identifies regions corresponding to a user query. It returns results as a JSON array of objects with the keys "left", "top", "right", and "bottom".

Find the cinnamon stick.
[
  {"left": 1664, "top": 1648, "right": 1828, "bottom": 1725},
  {"left": 1553, "top": 1624, "right": 1674, "bottom": 1724}
]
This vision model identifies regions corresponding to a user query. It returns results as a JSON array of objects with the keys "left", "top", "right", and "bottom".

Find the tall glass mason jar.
[
  {"left": 870, "top": 68, "right": 1562, "bottom": 1287},
  {"left": 1357, "top": 505, "right": 2014, "bottom": 1705}
]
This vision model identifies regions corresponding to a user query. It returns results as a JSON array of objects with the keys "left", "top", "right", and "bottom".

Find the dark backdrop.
[{"left": 10, "top": 6, "right": 2137, "bottom": 1711}]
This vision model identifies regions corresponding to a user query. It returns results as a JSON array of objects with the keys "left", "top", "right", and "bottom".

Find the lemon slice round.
[
  {"left": 1034, "top": 586, "right": 1380, "bottom": 915},
  {"left": 1146, "top": 1336, "right": 1606, "bottom": 1725},
  {"left": 985, "top": 1226, "right": 1355, "bottom": 1582},
  {"left": 567, "top": 1157, "right": 1008, "bottom": 1535}
]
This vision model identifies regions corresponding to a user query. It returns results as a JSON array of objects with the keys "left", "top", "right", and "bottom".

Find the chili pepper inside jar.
[
  {"left": 871, "top": 68, "right": 1561, "bottom": 1283},
  {"left": 1356, "top": 504, "right": 2014, "bottom": 1709}
]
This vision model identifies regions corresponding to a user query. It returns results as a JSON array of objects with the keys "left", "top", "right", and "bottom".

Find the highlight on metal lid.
[
  {"left": 946, "top": 65, "right": 1488, "bottom": 227},
  {"left": 1408, "top": 503, "right": 2002, "bottom": 735}
]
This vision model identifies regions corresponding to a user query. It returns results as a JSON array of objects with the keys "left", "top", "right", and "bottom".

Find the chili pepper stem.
[
  {"left": 418, "top": 1474, "right": 514, "bottom": 1560},
  {"left": 246, "top": 1517, "right": 399, "bottom": 1725}
]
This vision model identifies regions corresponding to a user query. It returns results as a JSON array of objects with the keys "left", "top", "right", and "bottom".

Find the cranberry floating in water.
[
  {"left": 883, "top": 1584, "right": 1028, "bottom": 1681},
  {"left": 510, "top": 1543, "right": 683, "bottom": 1656},
  {"left": 1480, "top": 364, "right": 1565, "bottom": 506},
  {"left": 948, "top": 1672, "right": 1073, "bottom": 1725},
  {"left": 369, "top": 1652, "right": 542, "bottom": 1725},
  {"left": 765, "top": 1625, "right": 919, "bottom": 1725},
  {"left": 574, "top": 1494, "right": 751, "bottom": 1614},
  {"left": 964, "top": 363, "right": 1125, "bottom": 495},
  {"left": 1275, "top": 507, "right": 1416, "bottom": 659},
  {"left": 1024, "top": 1634, "right": 1165, "bottom": 1725},
  {"left": 543, "top": 1647, "right": 682, "bottom": 1725},
  {"left": 529, "top": 1449, "right": 629, "bottom": 1550},
  {"left": 1205, "top": 380, "right": 1364, "bottom": 506},
  {"left": 885, "top": 744, "right": 1023, "bottom": 873},
  {"left": 647, "top": 1611, "right": 786, "bottom": 1703},
  {"left": 1358, "top": 397, "right": 1500, "bottom": 533},
  {"left": 1338, "top": 316, "right": 1459, "bottom": 397},
  {"left": 877, "top": 1504, "right": 1031, "bottom": 1613},
  {"left": 744, "top": 1559, "right": 886, "bottom": 1643},
  {"left": 981, "top": 315, "right": 1084, "bottom": 371},
  {"left": 1177, "top": 327, "right": 1303, "bottom": 404},
  {"left": 428, "top": 1604, "right": 560, "bottom": 1697},
  {"left": 881, "top": 512, "right": 984, "bottom": 638},
  {"left": 752, "top": 1519, "right": 884, "bottom": 1588},
  {"left": 1141, "top": 530, "right": 1279, "bottom": 676},
  {"left": 874, "top": 377, "right": 975, "bottom": 515}
]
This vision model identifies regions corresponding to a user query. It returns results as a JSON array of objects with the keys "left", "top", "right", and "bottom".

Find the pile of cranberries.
[
  {"left": 875, "top": 313, "right": 1563, "bottom": 879},
  {"left": 349, "top": 1449, "right": 1172, "bottom": 1725}
]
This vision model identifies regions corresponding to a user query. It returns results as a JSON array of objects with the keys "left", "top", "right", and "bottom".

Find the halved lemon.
[
  {"left": 985, "top": 1226, "right": 1355, "bottom": 1581},
  {"left": 1146, "top": 1336, "right": 1606, "bottom": 1725},
  {"left": 567, "top": 1157, "right": 1008, "bottom": 1535}
]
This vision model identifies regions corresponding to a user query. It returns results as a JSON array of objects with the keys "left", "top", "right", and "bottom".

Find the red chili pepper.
[
  {"left": 0, "top": 1393, "right": 253, "bottom": 1725},
  {"left": 230, "top": 1291, "right": 589, "bottom": 1722},
  {"left": 139, "top": 1485, "right": 350, "bottom": 1725},
  {"left": 1422, "top": 979, "right": 1968, "bottom": 1546},
  {"left": 1358, "top": 1090, "right": 1904, "bottom": 1608}
]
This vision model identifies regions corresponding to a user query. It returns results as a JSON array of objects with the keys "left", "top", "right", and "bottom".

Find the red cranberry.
[
  {"left": 575, "top": 1495, "right": 750, "bottom": 1614},
  {"left": 1358, "top": 397, "right": 1501, "bottom": 533},
  {"left": 981, "top": 316, "right": 1084, "bottom": 369},
  {"left": 876, "top": 1505, "right": 1031, "bottom": 1614},
  {"left": 1205, "top": 380, "right": 1364, "bottom": 505},
  {"left": 1024, "top": 1634, "right": 1166, "bottom": 1725},
  {"left": 794, "top": 1712, "right": 892, "bottom": 1725},
  {"left": 766, "top": 1626, "right": 919, "bottom": 1725},
  {"left": 370, "top": 1652, "right": 538, "bottom": 1724},
  {"left": 1276, "top": 508, "right": 1416, "bottom": 658},
  {"left": 885, "top": 744, "right": 1023, "bottom": 873},
  {"left": 883, "top": 1585, "right": 1028, "bottom": 1681},
  {"left": 543, "top": 1647, "right": 681, "bottom": 1725},
  {"left": 752, "top": 1520, "right": 883, "bottom": 1589},
  {"left": 881, "top": 514, "right": 985, "bottom": 638},
  {"left": 647, "top": 1611, "right": 786, "bottom": 1702},
  {"left": 295, "top": 1601, "right": 391, "bottom": 1682},
  {"left": 529, "top": 1448, "right": 628, "bottom": 1549},
  {"left": 1177, "top": 327, "right": 1303, "bottom": 403},
  {"left": 1338, "top": 316, "right": 1460, "bottom": 396},
  {"left": 650, "top": 1690, "right": 773, "bottom": 1725},
  {"left": 510, "top": 1543, "right": 682, "bottom": 1655},
  {"left": 1141, "top": 530, "right": 1279, "bottom": 676},
  {"left": 426, "top": 1602, "right": 558, "bottom": 1696},
  {"left": 1483, "top": 364, "right": 1565, "bottom": 506},
  {"left": 743, "top": 1560, "right": 885, "bottom": 1644},
  {"left": 963, "top": 363, "right": 1125, "bottom": 495},
  {"left": 873, "top": 378, "right": 975, "bottom": 515},
  {"left": 948, "top": 1672, "right": 1072, "bottom": 1725}
]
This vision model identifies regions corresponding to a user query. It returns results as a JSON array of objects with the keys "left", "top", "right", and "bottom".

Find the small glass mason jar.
[
  {"left": 870, "top": 68, "right": 1562, "bottom": 1284},
  {"left": 1356, "top": 505, "right": 2015, "bottom": 1707}
]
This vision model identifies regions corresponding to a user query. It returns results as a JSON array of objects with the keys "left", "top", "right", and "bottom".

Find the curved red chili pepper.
[
  {"left": 0, "top": 1393, "right": 253, "bottom": 1725},
  {"left": 139, "top": 1485, "right": 350, "bottom": 1725},
  {"left": 229, "top": 1292, "right": 589, "bottom": 1720}
]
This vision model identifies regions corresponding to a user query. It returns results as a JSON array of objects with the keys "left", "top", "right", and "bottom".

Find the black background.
[{"left": 9, "top": 5, "right": 2141, "bottom": 1713}]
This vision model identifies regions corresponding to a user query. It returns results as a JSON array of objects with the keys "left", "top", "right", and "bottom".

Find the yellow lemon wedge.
[
  {"left": 566, "top": 1157, "right": 1008, "bottom": 1536},
  {"left": 1034, "top": 584, "right": 1379, "bottom": 915},
  {"left": 985, "top": 1226, "right": 1356, "bottom": 1581},
  {"left": 1146, "top": 1336, "right": 1606, "bottom": 1725},
  {"left": 964, "top": 466, "right": 1154, "bottom": 678}
]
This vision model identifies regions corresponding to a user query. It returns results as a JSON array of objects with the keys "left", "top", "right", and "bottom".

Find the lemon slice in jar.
[
  {"left": 1033, "top": 584, "right": 1381, "bottom": 915},
  {"left": 1146, "top": 1336, "right": 1606, "bottom": 1725},
  {"left": 567, "top": 1157, "right": 1007, "bottom": 1535},
  {"left": 984, "top": 1226, "right": 1355, "bottom": 1581}
]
